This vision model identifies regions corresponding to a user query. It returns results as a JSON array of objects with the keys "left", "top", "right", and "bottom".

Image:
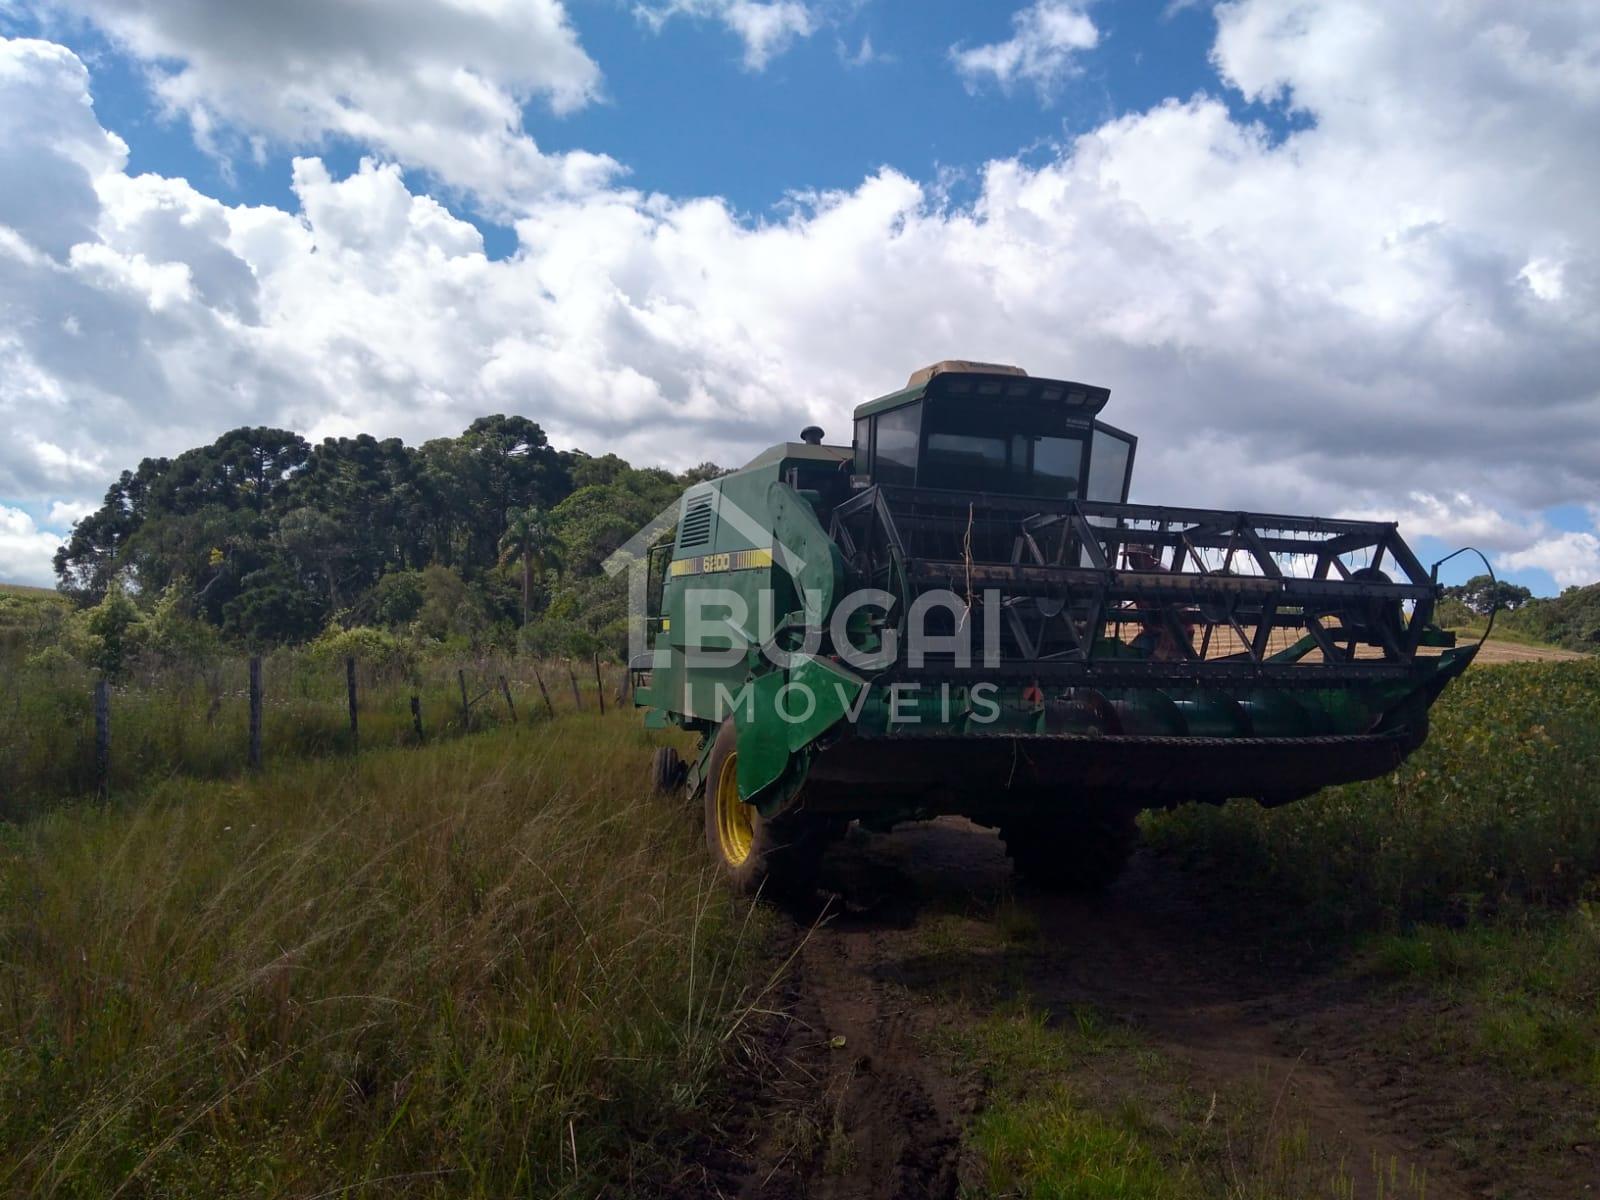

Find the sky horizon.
[{"left": 0, "top": 0, "right": 1597, "bottom": 593}]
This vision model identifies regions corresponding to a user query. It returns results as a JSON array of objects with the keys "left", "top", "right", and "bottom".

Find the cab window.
[
  {"left": 853, "top": 417, "right": 870, "bottom": 474},
  {"left": 1029, "top": 435, "right": 1083, "bottom": 497},
  {"left": 873, "top": 403, "right": 920, "bottom": 486},
  {"left": 1086, "top": 425, "right": 1135, "bottom": 502}
]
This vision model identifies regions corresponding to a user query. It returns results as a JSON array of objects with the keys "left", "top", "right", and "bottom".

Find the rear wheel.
[
  {"left": 1000, "top": 806, "right": 1138, "bottom": 893},
  {"left": 703, "top": 719, "right": 829, "bottom": 897},
  {"left": 650, "top": 745, "right": 685, "bottom": 795}
]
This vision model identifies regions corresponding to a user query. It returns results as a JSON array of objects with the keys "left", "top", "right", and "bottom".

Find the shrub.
[
  {"left": 370, "top": 569, "right": 425, "bottom": 627},
  {"left": 63, "top": 585, "right": 146, "bottom": 677},
  {"left": 138, "top": 586, "right": 221, "bottom": 669},
  {"left": 1145, "top": 659, "right": 1600, "bottom": 930},
  {"left": 307, "top": 625, "right": 416, "bottom": 676},
  {"left": 24, "top": 644, "right": 77, "bottom": 672},
  {"left": 518, "top": 617, "right": 605, "bottom": 660}
]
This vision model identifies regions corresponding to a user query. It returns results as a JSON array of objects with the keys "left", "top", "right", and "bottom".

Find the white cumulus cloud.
[
  {"left": 952, "top": 1, "right": 1099, "bottom": 99},
  {"left": 46, "top": 499, "right": 96, "bottom": 526},
  {"left": 25, "top": 0, "right": 613, "bottom": 209},
  {"left": 634, "top": 0, "right": 818, "bottom": 70},
  {"left": 2, "top": 0, "right": 1600, "bottom": 593},
  {"left": 1502, "top": 532, "right": 1600, "bottom": 590},
  {"left": 1336, "top": 493, "right": 1538, "bottom": 553},
  {"left": 0, "top": 505, "right": 63, "bottom": 586}
]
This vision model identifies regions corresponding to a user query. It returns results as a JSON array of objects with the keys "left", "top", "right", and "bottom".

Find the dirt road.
[
  {"left": 695, "top": 820, "right": 1593, "bottom": 1199},
  {"left": 1465, "top": 638, "right": 1587, "bottom": 665}
]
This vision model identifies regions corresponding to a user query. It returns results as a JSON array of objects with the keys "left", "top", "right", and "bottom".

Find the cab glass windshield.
[{"left": 915, "top": 395, "right": 1086, "bottom": 497}]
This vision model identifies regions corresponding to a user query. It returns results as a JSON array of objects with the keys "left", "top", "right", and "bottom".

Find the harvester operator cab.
[{"left": 851, "top": 361, "right": 1136, "bottom": 503}]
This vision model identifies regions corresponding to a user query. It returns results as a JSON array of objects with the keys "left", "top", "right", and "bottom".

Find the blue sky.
[
  {"left": 0, "top": 0, "right": 1596, "bottom": 591},
  {"left": 23, "top": 2, "right": 1258, "bottom": 251}
]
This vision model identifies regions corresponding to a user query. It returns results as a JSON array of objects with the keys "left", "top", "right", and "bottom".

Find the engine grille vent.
[{"left": 677, "top": 492, "right": 715, "bottom": 549}]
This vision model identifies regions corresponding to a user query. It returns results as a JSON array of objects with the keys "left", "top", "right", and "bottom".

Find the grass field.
[
  {"left": 3, "top": 633, "right": 1596, "bottom": 1195},
  {"left": 0, "top": 650, "right": 617, "bottom": 818},
  {"left": 1443, "top": 621, "right": 1589, "bottom": 661},
  {"left": 0, "top": 712, "right": 762, "bottom": 1198}
]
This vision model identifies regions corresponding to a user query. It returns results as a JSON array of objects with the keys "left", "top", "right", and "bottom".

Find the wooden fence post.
[
  {"left": 458, "top": 668, "right": 471, "bottom": 731},
  {"left": 94, "top": 679, "right": 110, "bottom": 798},
  {"left": 345, "top": 656, "right": 359, "bottom": 752},
  {"left": 567, "top": 662, "right": 582, "bottom": 711},
  {"left": 248, "top": 656, "right": 262, "bottom": 770},
  {"left": 499, "top": 675, "right": 518, "bottom": 723},
  {"left": 532, "top": 665, "right": 555, "bottom": 719},
  {"left": 410, "top": 694, "right": 425, "bottom": 743},
  {"left": 592, "top": 653, "right": 606, "bottom": 715}
]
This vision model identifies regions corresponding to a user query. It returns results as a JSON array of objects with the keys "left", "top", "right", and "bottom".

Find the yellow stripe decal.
[{"left": 669, "top": 547, "right": 774, "bottom": 576}]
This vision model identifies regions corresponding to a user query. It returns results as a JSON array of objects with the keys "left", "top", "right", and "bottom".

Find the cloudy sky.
[{"left": 0, "top": 0, "right": 1597, "bottom": 591}]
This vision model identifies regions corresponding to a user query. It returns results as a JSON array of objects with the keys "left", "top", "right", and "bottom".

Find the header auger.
[{"left": 633, "top": 362, "right": 1477, "bottom": 897}]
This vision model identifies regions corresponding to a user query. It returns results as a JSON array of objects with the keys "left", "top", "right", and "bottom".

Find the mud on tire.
[
  {"left": 703, "top": 718, "right": 832, "bottom": 898},
  {"left": 1000, "top": 805, "right": 1139, "bottom": 893}
]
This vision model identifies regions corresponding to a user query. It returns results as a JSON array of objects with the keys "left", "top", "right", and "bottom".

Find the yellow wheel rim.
[{"left": 715, "top": 751, "right": 754, "bottom": 867}]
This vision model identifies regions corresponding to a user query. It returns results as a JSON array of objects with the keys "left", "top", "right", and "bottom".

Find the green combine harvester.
[{"left": 632, "top": 362, "right": 1477, "bottom": 895}]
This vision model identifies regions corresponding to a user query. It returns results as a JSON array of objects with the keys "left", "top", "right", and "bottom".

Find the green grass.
[
  {"left": 1365, "top": 910, "right": 1600, "bottom": 1095},
  {"left": 1145, "top": 658, "right": 1600, "bottom": 1167},
  {"left": 0, "top": 652, "right": 616, "bottom": 818},
  {"left": 942, "top": 1004, "right": 1424, "bottom": 1200},
  {"left": 0, "top": 713, "right": 763, "bottom": 1197},
  {"left": 0, "top": 583, "right": 58, "bottom": 598},
  {"left": 1144, "top": 659, "right": 1600, "bottom": 929},
  {"left": 944, "top": 1005, "right": 1181, "bottom": 1200},
  {"left": 1444, "top": 623, "right": 1564, "bottom": 650},
  {"left": 968, "top": 1088, "right": 1177, "bottom": 1200}
]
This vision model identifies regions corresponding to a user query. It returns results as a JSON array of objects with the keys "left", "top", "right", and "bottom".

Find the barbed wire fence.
[{"left": 0, "top": 651, "right": 629, "bottom": 817}]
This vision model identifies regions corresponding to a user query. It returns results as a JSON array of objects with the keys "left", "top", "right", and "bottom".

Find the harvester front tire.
[
  {"left": 1001, "top": 808, "right": 1138, "bottom": 894},
  {"left": 703, "top": 719, "right": 827, "bottom": 898},
  {"left": 650, "top": 746, "right": 685, "bottom": 795}
]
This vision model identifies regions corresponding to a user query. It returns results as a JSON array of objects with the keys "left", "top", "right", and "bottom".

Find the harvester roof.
[
  {"left": 738, "top": 441, "right": 853, "bottom": 470},
  {"left": 853, "top": 362, "right": 1111, "bottom": 420}
]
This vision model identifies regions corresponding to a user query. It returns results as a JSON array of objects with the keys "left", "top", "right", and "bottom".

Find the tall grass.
[
  {"left": 0, "top": 652, "right": 618, "bottom": 819},
  {"left": 1145, "top": 659, "right": 1600, "bottom": 929},
  {"left": 0, "top": 713, "right": 760, "bottom": 1197}
]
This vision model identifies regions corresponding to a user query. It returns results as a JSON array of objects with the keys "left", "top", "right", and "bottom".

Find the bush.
[
  {"left": 1434, "top": 596, "right": 1475, "bottom": 629},
  {"left": 370, "top": 570, "right": 424, "bottom": 627},
  {"left": 1145, "top": 659, "right": 1600, "bottom": 930},
  {"left": 1493, "top": 582, "right": 1600, "bottom": 652},
  {"left": 308, "top": 625, "right": 416, "bottom": 677},
  {"left": 138, "top": 586, "right": 221, "bottom": 669},
  {"left": 24, "top": 644, "right": 77, "bottom": 673},
  {"left": 0, "top": 590, "right": 67, "bottom": 658},
  {"left": 517, "top": 617, "right": 606, "bottom": 660},
  {"left": 63, "top": 585, "right": 146, "bottom": 677}
]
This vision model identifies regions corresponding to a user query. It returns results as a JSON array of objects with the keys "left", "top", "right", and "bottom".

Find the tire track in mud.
[
  {"left": 781, "top": 918, "right": 969, "bottom": 1200},
  {"left": 705, "top": 819, "right": 1572, "bottom": 1199}
]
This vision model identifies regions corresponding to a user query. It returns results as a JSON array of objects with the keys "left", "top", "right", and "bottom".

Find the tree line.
[
  {"left": 52, "top": 417, "right": 718, "bottom": 656},
  {"left": 1440, "top": 573, "right": 1600, "bottom": 653}
]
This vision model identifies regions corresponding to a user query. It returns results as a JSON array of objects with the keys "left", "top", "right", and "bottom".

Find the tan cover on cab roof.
[{"left": 905, "top": 360, "right": 1028, "bottom": 388}]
